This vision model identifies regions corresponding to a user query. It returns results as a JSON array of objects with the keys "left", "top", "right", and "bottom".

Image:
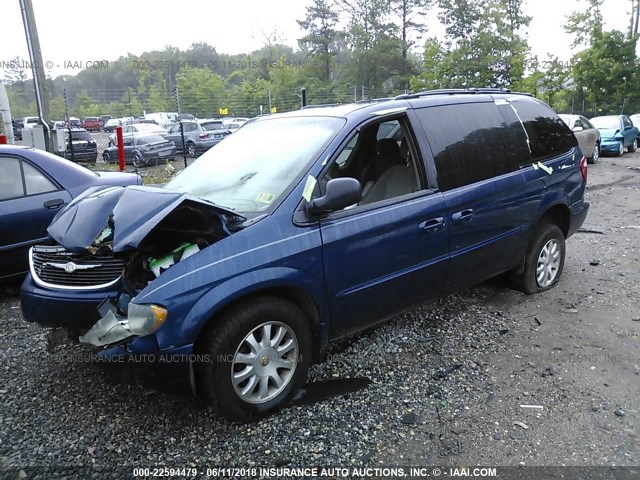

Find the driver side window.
[{"left": 319, "top": 117, "right": 422, "bottom": 209}]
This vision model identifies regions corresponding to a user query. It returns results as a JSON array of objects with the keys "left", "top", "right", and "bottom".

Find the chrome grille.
[{"left": 30, "top": 245, "right": 124, "bottom": 289}]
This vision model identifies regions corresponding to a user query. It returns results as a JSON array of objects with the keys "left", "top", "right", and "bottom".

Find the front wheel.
[
  {"left": 588, "top": 143, "right": 599, "bottom": 164},
  {"left": 103, "top": 151, "right": 112, "bottom": 164},
  {"left": 195, "top": 297, "right": 312, "bottom": 422},
  {"left": 616, "top": 141, "right": 624, "bottom": 157},
  {"left": 510, "top": 223, "right": 565, "bottom": 294},
  {"left": 132, "top": 152, "right": 146, "bottom": 168},
  {"left": 629, "top": 138, "right": 638, "bottom": 153}
]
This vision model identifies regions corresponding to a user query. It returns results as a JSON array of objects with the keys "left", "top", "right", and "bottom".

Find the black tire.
[
  {"left": 132, "top": 152, "right": 145, "bottom": 168},
  {"left": 103, "top": 151, "right": 111, "bottom": 164},
  {"left": 187, "top": 142, "right": 197, "bottom": 158},
  {"left": 629, "top": 138, "right": 638, "bottom": 153},
  {"left": 587, "top": 143, "right": 599, "bottom": 164},
  {"left": 615, "top": 141, "right": 624, "bottom": 157},
  {"left": 510, "top": 223, "right": 565, "bottom": 294},
  {"left": 195, "top": 296, "right": 312, "bottom": 422}
]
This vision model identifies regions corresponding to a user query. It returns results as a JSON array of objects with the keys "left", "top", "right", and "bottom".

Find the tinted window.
[
  {"left": 622, "top": 116, "right": 632, "bottom": 128},
  {"left": 22, "top": 161, "right": 57, "bottom": 195},
  {"left": 67, "top": 131, "right": 93, "bottom": 141},
  {"left": 510, "top": 98, "right": 577, "bottom": 161},
  {"left": 202, "top": 122, "right": 225, "bottom": 131},
  {"left": 416, "top": 102, "right": 520, "bottom": 191},
  {"left": 184, "top": 122, "right": 198, "bottom": 132},
  {"left": 0, "top": 157, "right": 25, "bottom": 200}
]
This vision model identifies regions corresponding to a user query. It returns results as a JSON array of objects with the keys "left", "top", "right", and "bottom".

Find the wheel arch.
[{"left": 191, "top": 283, "right": 324, "bottom": 361}]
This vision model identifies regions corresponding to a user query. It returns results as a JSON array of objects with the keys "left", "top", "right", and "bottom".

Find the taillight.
[{"left": 579, "top": 156, "right": 588, "bottom": 184}]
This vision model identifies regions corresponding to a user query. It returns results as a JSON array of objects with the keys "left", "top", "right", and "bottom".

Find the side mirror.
[
  {"left": 572, "top": 126, "right": 584, "bottom": 132},
  {"left": 306, "top": 177, "right": 362, "bottom": 216}
]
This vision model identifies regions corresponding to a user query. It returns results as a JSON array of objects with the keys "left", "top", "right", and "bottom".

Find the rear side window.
[
  {"left": 509, "top": 98, "right": 577, "bottom": 161},
  {"left": 416, "top": 102, "right": 520, "bottom": 191}
]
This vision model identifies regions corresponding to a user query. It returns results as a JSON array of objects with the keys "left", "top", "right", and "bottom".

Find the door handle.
[
  {"left": 419, "top": 217, "right": 445, "bottom": 233},
  {"left": 43, "top": 198, "right": 64, "bottom": 209},
  {"left": 452, "top": 209, "right": 474, "bottom": 224}
]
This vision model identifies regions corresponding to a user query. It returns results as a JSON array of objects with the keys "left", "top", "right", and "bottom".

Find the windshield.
[
  {"left": 590, "top": 116, "right": 620, "bottom": 130},
  {"left": 166, "top": 116, "right": 344, "bottom": 213}
]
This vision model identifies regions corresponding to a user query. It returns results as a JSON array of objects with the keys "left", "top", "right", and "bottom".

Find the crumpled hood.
[{"left": 48, "top": 185, "right": 241, "bottom": 253}]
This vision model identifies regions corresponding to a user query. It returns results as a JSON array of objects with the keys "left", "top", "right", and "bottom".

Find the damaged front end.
[{"left": 36, "top": 185, "right": 244, "bottom": 347}]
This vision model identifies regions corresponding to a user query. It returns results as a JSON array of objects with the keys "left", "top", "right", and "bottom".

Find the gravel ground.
[{"left": 0, "top": 151, "right": 639, "bottom": 479}]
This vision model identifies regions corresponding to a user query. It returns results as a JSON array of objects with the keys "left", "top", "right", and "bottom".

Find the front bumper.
[
  {"left": 600, "top": 140, "right": 622, "bottom": 153},
  {"left": 21, "top": 273, "right": 118, "bottom": 329}
]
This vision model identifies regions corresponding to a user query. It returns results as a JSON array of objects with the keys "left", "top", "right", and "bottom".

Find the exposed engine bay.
[{"left": 40, "top": 185, "right": 245, "bottom": 347}]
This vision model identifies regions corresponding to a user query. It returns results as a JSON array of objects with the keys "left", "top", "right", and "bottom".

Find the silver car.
[
  {"left": 559, "top": 114, "right": 601, "bottom": 164},
  {"left": 165, "top": 120, "right": 227, "bottom": 157}
]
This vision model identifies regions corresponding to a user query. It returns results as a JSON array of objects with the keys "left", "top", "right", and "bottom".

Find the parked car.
[
  {"left": 60, "top": 129, "right": 98, "bottom": 163},
  {"left": 165, "top": 120, "right": 226, "bottom": 157},
  {"left": 178, "top": 113, "right": 195, "bottom": 121},
  {"left": 82, "top": 117, "right": 100, "bottom": 132},
  {"left": 630, "top": 114, "right": 640, "bottom": 138},
  {"left": 98, "top": 115, "right": 112, "bottom": 129},
  {"left": 590, "top": 115, "right": 639, "bottom": 156},
  {"left": 102, "top": 118, "right": 122, "bottom": 133},
  {"left": 51, "top": 121, "right": 66, "bottom": 130},
  {"left": 559, "top": 114, "right": 601, "bottom": 164},
  {"left": 108, "top": 123, "right": 167, "bottom": 146},
  {"left": 102, "top": 133, "right": 176, "bottom": 167},
  {"left": 144, "top": 112, "right": 173, "bottom": 129},
  {"left": 21, "top": 89, "right": 589, "bottom": 422},
  {"left": 22, "top": 116, "right": 41, "bottom": 129},
  {"left": 12, "top": 119, "right": 22, "bottom": 140},
  {"left": 0, "top": 145, "right": 141, "bottom": 282},
  {"left": 222, "top": 117, "right": 249, "bottom": 132},
  {"left": 67, "top": 117, "right": 82, "bottom": 129}
]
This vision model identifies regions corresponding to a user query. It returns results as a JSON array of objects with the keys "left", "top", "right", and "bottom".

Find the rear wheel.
[
  {"left": 629, "top": 138, "right": 638, "bottom": 153},
  {"left": 187, "top": 142, "right": 197, "bottom": 158},
  {"left": 103, "top": 151, "right": 111, "bottom": 164},
  {"left": 588, "top": 143, "right": 599, "bottom": 164},
  {"left": 510, "top": 223, "right": 565, "bottom": 294},
  {"left": 195, "top": 297, "right": 312, "bottom": 422}
]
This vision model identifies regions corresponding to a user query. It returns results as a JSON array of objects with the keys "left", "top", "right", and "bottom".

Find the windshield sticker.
[
  {"left": 256, "top": 192, "right": 276, "bottom": 204},
  {"left": 302, "top": 175, "right": 317, "bottom": 202}
]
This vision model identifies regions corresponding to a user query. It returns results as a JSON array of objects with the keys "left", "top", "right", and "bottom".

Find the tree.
[
  {"left": 564, "top": 0, "right": 603, "bottom": 48},
  {"left": 423, "top": 0, "right": 530, "bottom": 88},
  {"left": 340, "top": 0, "right": 402, "bottom": 91},
  {"left": 390, "top": 0, "right": 433, "bottom": 59},
  {"left": 298, "top": 0, "right": 343, "bottom": 81}
]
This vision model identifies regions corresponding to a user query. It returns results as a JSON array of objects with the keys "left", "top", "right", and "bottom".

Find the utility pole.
[{"left": 19, "top": 0, "right": 50, "bottom": 151}]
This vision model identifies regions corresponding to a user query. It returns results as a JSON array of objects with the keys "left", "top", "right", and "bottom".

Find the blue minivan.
[{"left": 21, "top": 89, "right": 589, "bottom": 421}]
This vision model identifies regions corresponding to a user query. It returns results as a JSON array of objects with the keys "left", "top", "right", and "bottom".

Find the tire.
[
  {"left": 510, "top": 223, "right": 565, "bottom": 295},
  {"left": 187, "top": 142, "right": 197, "bottom": 158},
  {"left": 616, "top": 141, "right": 624, "bottom": 157},
  {"left": 587, "top": 143, "right": 599, "bottom": 164},
  {"left": 195, "top": 296, "right": 312, "bottom": 422},
  {"left": 132, "top": 152, "right": 146, "bottom": 168},
  {"left": 103, "top": 151, "right": 111, "bottom": 164},
  {"left": 629, "top": 138, "right": 638, "bottom": 153}
]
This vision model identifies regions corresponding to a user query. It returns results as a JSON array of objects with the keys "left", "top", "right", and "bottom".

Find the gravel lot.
[{"left": 1, "top": 151, "right": 639, "bottom": 478}]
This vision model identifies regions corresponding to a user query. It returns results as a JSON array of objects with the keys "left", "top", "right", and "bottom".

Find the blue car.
[
  {"left": 590, "top": 115, "right": 639, "bottom": 156},
  {"left": 0, "top": 146, "right": 141, "bottom": 283},
  {"left": 21, "top": 90, "right": 589, "bottom": 421}
]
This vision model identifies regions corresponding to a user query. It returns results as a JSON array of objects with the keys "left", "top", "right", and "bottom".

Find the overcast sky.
[{"left": 1, "top": 0, "right": 635, "bottom": 78}]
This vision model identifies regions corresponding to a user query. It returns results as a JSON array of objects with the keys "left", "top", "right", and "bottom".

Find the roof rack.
[
  {"left": 394, "top": 88, "right": 513, "bottom": 100},
  {"left": 301, "top": 103, "right": 341, "bottom": 109}
]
